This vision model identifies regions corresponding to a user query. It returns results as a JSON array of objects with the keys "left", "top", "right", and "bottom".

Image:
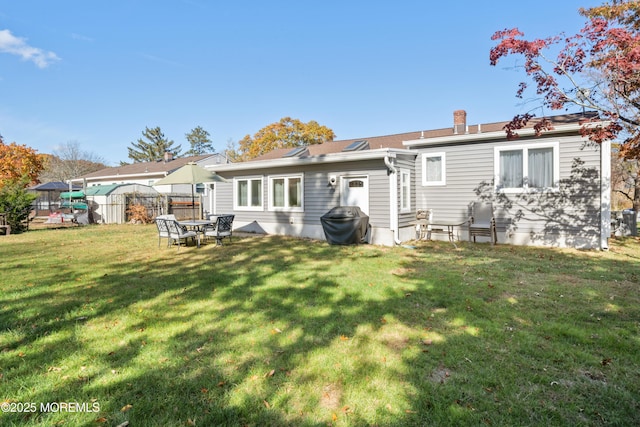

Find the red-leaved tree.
[
  {"left": 490, "top": 0, "right": 640, "bottom": 160},
  {"left": 0, "top": 136, "right": 44, "bottom": 187}
]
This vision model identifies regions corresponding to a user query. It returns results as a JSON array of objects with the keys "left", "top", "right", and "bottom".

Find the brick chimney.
[
  {"left": 163, "top": 151, "right": 173, "bottom": 163},
  {"left": 453, "top": 110, "right": 467, "bottom": 134}
]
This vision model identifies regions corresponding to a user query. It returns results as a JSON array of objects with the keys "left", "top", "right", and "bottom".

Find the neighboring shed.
[{"left": 85, "top": 184, "right": 161, "bottom": 224}]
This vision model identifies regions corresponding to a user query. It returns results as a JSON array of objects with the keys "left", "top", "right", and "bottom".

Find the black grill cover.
[{"left": 320, "top": 206, "right": 370, "bottom": 245}]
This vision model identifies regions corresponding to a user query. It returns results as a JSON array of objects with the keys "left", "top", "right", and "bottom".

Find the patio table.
[
  {"left": 409, "top": 219, "right": 464, "bottom": 247},
  {"left": 178, "top": 219, "right": 216, "bottom": 247}
]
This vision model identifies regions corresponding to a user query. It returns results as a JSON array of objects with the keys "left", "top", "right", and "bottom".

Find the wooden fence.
[{"left": 89, "top": 193, "right": 204, "bottom": 224}]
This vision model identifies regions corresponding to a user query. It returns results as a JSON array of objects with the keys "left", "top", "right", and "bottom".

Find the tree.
[
  {"left": 0, "top": 137, "right": 44, "bottom": 186},
  {"left": 223, "top": 138, "right": 241, "bottom": 163},
  {"left": 489, "top": 0, "right": 640, "bottom": 210},
  {"left": 234, "top": 117, "right": 335, "bottom": 161},
  {"left": 0, "top": 176, "right": 37, "bottom": 233},
  {"left": 185, "top": 126, "right": 214, "bottom": 156},
  {"left": 0, "top": 136, "right": 43, "bottom": 233},
  {"left": 127, "top": 126, "right": 182, "bottom": 163},
  {"left": 612, "top": 155, "right": 639, "bottom": 209},
  {"left": 39, "top": 141, "right": 107, "bottom": 182}
]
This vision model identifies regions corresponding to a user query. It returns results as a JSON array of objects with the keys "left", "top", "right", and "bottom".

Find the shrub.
[{"left": 0, "top": 178, "right": 36, "bottom": 233}]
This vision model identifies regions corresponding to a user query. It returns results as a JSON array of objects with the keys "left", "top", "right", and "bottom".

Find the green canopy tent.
[{"left": 153, "top": 162, "right": 227, "bottom": 220}]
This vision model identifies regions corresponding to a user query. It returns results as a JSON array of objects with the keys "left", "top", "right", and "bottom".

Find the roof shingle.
[
  {"left": 250, "top": 112, "right": 596, "bottom": 161},
  {"left": 78, "top": 155, "right": 214, "bottom": 179}
]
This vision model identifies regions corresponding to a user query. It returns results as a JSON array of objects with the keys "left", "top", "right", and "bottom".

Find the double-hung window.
[
  {"left": 494, "top": 142, "right": 559, "bottom": 192},
  {"left": 400, "top": 169, "right": 411, "bottom": 212},
  {"left": 422, "top": 152, "right": 446, "bottom": 186},
  {"left": 269, "top": 175, "right": 303, "bottom": 211},
  {"left": 234, "top": 177, "right": 263, "bottom": 210}
]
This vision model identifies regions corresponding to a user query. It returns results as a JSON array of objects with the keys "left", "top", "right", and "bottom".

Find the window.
[
  {"left": 234, "top": 177, "right": 263, "bottom": 210},
  {"left": 269, "top": 175, "right": 303, "bottom": 211},
  {"left": 422, "top": 152, "right": 446, "bottom": 186},
  {"left": 400, "top": 169, "right": 411, "bottom": 212},
  {"left": 494, "top": 142, "right": 559, "bottom": 192}
]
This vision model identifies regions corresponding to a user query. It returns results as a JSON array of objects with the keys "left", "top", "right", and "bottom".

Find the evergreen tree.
[
  {"left": 185, "top": 126, "right": 214, "bottom": 156},
  {"left": 127, "top": 127, "right": 182, "bottom": 163}
]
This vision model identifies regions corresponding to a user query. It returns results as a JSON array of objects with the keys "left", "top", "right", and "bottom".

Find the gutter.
[
  {"left": 68, "top": 171, "right": 167, "bottom": 184},
  {"left": 207, "top": 148, "right": 415, "bottom": 173},
  {"left": 384, "top": 155, "right": 402, "bottom": 245},
  {"left": 600, "top": 139, "right": 611, "bottom": 250},
  {"left": 402, "top": 123, "right": 588, "bottom": 147}
]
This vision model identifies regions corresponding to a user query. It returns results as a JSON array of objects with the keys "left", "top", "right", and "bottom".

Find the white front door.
[{"left": 340, "top": 176, "right": 369, "bottom": 215}]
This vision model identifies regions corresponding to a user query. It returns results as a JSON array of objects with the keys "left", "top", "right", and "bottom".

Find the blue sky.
[{"left": 1, "top": 0, "right": 602, "bottom": 166}]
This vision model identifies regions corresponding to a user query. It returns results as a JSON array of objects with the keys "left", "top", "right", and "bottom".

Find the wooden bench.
[{"left": 0, "top": 213, "right": 10, "bottom": 236}]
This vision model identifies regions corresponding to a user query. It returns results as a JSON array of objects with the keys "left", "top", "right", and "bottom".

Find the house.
[
  {"left": 71, "top": 152, "right": 229, "bottom": 191},
  {"left": 203, "top": 111, "right": 611, "bottom": 249},
  {"left": 70, "top": 153, "right": 230, "bottom": 222}
]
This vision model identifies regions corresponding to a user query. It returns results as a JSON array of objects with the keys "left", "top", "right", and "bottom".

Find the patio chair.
[
  {"left": 157, "top": 214, "right": 176, "bottom": 221},
  {"left": 166, "top": 219, "right": 198, "bottom": 251},
  {"left": 468, "top": 202, "right": 497, "bottom": 245},
  {"left": 414, "top": 209, "right": 432, "bottom": 240},
  {"left": 154, "top": 217, "right": 170, "bottom": 247},
  {"left": 203, "top": 214, "right": 235, "bottom": 245}
]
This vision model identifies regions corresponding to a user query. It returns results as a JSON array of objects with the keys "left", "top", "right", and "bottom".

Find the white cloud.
[
  {"left": 0, "top": 29, "right": 60, "bottom": 68},
  {"left": 71, "top": 33, "right": 94, "bottom": 42},
  {"left": 141, "top": 53, "right": 183, "bottom": 67}
]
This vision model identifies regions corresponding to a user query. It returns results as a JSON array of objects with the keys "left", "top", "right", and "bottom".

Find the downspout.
[
  {"left": 384, "top": 155, "right": 402, "bottom": 245},
  {"left": 600, "top": 139, "right": 611, "bottom": 250}
]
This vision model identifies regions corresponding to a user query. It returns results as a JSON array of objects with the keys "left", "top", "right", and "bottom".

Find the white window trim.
[
  {"left": 233, "top": 176, "right": 264, "bottom": 211},
  {"left": 422, "top": 152, "right": 446, "bottom": 186},
  {"left": 268, "top": 174, "right": 304, "bottom": 212},
  {"left": 494, "top": 141, "right": 560, "bottom": 193},
  {"left": 400, "top": 169, "right": 411, "bottom": 213}
]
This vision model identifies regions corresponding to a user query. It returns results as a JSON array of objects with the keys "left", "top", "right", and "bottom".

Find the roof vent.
[
  {"left": 283, "top": 146, "right": 309, "bottom": 158},
  {"left": 342, "top": 140, "right": 369, "bottom": 152}
]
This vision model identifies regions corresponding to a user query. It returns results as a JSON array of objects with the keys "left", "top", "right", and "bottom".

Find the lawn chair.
[
  {"left": 154, "top": 214, "right": 177, "bottom": 247},
  {"left": 203, "top": 214, "right": 235, "bottom": 245},
  {"left": 154, "top": 217, "right": 170, "bottom": 247},
  {"left": 166, "top": 219, "right": 198, "bottom": 251},
  {"left": 468, "top": 202, "right": 497, "bottom": 245}
]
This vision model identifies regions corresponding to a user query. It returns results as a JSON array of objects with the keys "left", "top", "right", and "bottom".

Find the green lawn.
[{"left": 1, "top": 225, "right": 639, "bottom": 426}]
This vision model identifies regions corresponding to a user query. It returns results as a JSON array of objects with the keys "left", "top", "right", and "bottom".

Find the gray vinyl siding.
[
  {"left": 214, "top": 158, "right": 393, "bottom": 230},
  {"left": 414, "top": 134, "right": 602, "bottom": 246},
  {"left": 396, "top": 154, "right": 419, "bottom": 228},
  {"left": 215, "top": 181, "right": 234, "bottom": 214}
]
